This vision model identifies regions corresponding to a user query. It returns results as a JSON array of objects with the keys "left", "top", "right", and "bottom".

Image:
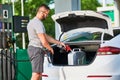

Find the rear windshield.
[{"left": 62, "top": 32, "right": 113, "bottom": 42}]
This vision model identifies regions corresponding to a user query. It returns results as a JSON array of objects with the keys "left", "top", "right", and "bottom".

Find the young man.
[{"left": 27, "top": 4, "right": 65, "bottom": 80}]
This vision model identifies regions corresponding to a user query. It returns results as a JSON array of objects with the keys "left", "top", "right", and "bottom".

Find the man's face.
[{"left": 38, "top": 7, "right": 49, "bottom": 20}]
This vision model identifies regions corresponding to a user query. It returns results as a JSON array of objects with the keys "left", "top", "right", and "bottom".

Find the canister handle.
[{"left": 72, "top": 48, "right": 81, "bottom": 52}]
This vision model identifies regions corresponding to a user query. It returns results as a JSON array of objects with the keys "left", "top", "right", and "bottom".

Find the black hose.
[
  {"left": 5, "top": 50, "right": 8, "bottom": 80},
  {"left": 1, "top": 50, "right": 4, "bottom": 80}
]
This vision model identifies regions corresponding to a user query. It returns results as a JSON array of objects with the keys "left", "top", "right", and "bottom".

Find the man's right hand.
[{"left": 48, "top": 47, "right": 54, "bottom": 54}]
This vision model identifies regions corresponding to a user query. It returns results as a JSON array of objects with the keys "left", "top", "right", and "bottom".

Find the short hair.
[{"left": 36, "top": 4, "right": 50, "bottom": 12}]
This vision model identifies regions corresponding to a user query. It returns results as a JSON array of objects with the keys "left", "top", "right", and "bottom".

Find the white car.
[{"left": 42, "top": 11, "right": 120, "bottom": 80}]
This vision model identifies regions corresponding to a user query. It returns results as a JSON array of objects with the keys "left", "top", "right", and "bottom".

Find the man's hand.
[
  {"left": 58, "top": 41, "right": 66, "bottom": 48},
  {"left": 49, "top": 47, "right": 54, "bottom": 54}
]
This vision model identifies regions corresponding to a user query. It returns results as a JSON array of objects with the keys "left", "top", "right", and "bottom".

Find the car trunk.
[
  {"left": 44, "top": 43, "right": 98, "bottom": 79},
  {"left": 51, "top": 41, "right": 101, "bottom": 66}
]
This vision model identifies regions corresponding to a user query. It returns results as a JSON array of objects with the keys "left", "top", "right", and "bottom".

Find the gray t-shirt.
[{"left": 27, "top": 17, "right": 45, "bottom": 48}]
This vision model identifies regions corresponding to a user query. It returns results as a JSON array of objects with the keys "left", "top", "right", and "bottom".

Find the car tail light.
[
  {"left": 87, "top": 75, "right": 112, "bottom": 78},
  {"left": 97, "top": 46, "right": 120, "bottom": 55}
]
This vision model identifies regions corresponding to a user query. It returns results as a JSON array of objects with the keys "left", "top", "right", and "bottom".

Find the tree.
[{"left": 81, "top": 0, "right": 101, "bottom": 11}]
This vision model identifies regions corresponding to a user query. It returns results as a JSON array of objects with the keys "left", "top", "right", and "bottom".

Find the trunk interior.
[{"left": 51, "top": 41, "right": 101, "bottom": 66}]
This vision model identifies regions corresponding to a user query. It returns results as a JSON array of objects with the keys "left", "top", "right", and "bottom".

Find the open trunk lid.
[{"left": 52, "top": 10, "right": 113, "bottom": 36}]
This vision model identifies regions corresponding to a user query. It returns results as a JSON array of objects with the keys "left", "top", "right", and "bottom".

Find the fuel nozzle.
[{"left": 57, "top": 45, "right": 72, "bottom": 53}]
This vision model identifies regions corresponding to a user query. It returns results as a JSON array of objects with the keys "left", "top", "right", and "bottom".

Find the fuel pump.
[{"left": 0, "top": 4, "right": 15, "bottom": 80}]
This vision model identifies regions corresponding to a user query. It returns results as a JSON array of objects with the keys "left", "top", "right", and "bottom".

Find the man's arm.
[
  {"left": 37, "top": 33, "right": 54, "bottom": 54},
  {"left": 45, "top": 34, "right": 65, "bottom": 47}
]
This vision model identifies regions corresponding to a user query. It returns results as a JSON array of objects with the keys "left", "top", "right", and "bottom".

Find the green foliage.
[
  {"left": 24, "top": 0, "right": 49, "bottom": 18},
  {"left": 81, "top": 0, "right": 101, "bottom": 11},
  {"left": 107, "top": 4, "right": 114, "bottom": 6},
  {"left": 43, "top": 9, "right": 55, "bottom": 37},
  {"left": 14, "top": 0, "right": 49, "bottom": 17}
]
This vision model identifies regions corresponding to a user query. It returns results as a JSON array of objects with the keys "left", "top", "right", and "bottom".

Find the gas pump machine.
[{"left": 0, "top": 4, "right": 15, "bottom": 80}]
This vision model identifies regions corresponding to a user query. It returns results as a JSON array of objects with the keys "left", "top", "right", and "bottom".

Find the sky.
[{"left": 98, "top": 0, "right": 114, "bottom": 4}]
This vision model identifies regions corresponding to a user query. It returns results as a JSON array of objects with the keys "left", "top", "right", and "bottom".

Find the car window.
[
  {"left": 113, "top": 29, "right": 120, "bottom": 36},
  {"left": 93, "top": 32, "right": 113, "bottom": 40},
  {"left": 92, "top": 32, "right": 101, "bottom": 40},
  {"left": 65, "top": 32, "right": 114, "bottom": 42},
  {"left": 103, "top": 33, "right": 113, "bottom": 40}
]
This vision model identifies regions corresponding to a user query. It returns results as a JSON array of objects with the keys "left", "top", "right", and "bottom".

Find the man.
[{"left": 27, "top": 4, "right": 65, "bottom": 80}]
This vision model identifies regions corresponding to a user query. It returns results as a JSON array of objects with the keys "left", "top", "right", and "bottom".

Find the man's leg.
[
  {"left": 31, "top": 72, "right": 42, "bottom": 80},
  {"left": 28, "top": 46, "right": 44, "bottom": 80}
]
